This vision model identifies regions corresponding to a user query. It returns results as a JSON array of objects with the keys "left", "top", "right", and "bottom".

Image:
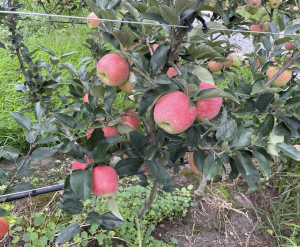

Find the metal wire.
[{"left": 1, "top": 10, "right": 300, "bottom": 37}]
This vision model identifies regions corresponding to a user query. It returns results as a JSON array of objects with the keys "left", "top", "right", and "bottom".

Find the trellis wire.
[{"left": 1, "top": 10, "right": 300, "bottom": 37}]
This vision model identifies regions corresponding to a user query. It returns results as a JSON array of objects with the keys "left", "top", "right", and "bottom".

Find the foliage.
[
  {"left": 1, "top": 0, "right": 300, "bottom": 245},
  {"left": 0, "top": 177, "right": 190, "bottom": 246}
]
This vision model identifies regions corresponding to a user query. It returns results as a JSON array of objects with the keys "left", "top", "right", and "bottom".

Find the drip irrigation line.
[
  {"left": 1, "top": 10, "right": 300, "bottom": 37},
  {"left": 0, "top": 160, "right": 189, "bottom": 203}
]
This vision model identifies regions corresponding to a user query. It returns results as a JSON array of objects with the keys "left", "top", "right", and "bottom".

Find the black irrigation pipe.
[{"left": 0, "top": 159, "right": 189, "bottom": 203}]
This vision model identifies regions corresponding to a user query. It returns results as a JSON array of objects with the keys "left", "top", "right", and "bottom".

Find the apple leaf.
[
  {"left": 115, "top": 158, "right": 144, "bottom": 176},
  {"left": 192, "top": 149, "right": 206, "bottom": 173},
  {"left": 194, "top": 88, "right": 239, "bottom": 104},
  {"left": 276, "top": 142, "right": 300, "bottom": 161},
  {"left": 145, "top": 159, "right": 170, "bottom": 185},
  {"left": 99, "top": 212, "right": 124, "bottom": 230},
  {"left": 55, "top": 223, "right": 80, "bottom": 244},
  {"left": 0, "top": 208, "right": 7, "bottom": 217},
  {"left": 31, "top": 147, "right": 56, "bottom": 161},
  {"left": 10, "top": 112, "right": 32, "bottom": 131},
  {"left": 130, "top": 131, "right": 150, "bottom": 154},
  {"left": 70, "top": 168, "right": 93, "bottom": 201},
  {"left": 57, "top": 199, "right": 84, "bottom": 215},
  {"left": 216, "top": 120, "right": 237, "bottom": 142},
  {"left": 107, "top": 197, "right": 123, "bottom": 221}
]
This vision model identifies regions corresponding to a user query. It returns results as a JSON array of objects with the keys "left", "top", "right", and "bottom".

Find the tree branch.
[
  {"left": 265, "top": 50, "right": 300, "bottom": 86},
  {"left": 193, "top": 173, "right": 207, "bottom": 208}
]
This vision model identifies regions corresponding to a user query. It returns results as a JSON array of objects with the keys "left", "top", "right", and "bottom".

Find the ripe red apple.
[
  {"left": 195, "top": 83, "right": 222, "bottom": 121},
  {"left": 83, "top": 93, "right": 89, "bottom": 103},
  {"left": 249, "top": 25, "right": 261, "bottom": 36},
  {"left": 72, "top": 161, "right": 88, "bottom": 171},
  {"left": 120, "top": 110, "right": 140, "bottom": 131},
  {"left": 223, "top": 55, "right": 234, "bottom": 68},
  {"left": 269, "top": 0, "right": 280, "bottom": 9},
  {"left": 0, "top": 217, "right": 8, "bottom": 239},
  {"left": 261, "top": 22, "right": 268, "bottom": 32},
  {"left": 92, "top": 166, "right": 118, "bottom": 197},
  {"left": 188, "top": 153, "right": 201, "bottom": 174},
  {"left": 208, "top": 61, "right": 223, "bottom": 72},
  {"left": 154, "top": 91, "right": 196, "bottom": 134},
  {"left": 87, "top": 12, "right": 101, "bottom": 29},
  {"left": 167, "top": 64, "right": 182, "bottom": 78},
  {"left": 285, "top": 42, "right": 295, "bottom": 50},
  {"left": 87, "top": 118, "right": 118, "bottom": 139},
  {"left": 97, "top": 54, "right": 130, "bottom": 86},
  {"left": 266, "top": 66, "right": 292, "bottom": 87}
]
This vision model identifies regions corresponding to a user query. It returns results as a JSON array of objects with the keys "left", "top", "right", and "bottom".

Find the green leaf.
[
  {"left": 251, "top": 81, "right": 283, "bottom": 94},
  {"left": 276, "top": 142, "right": 300, "bottom": 161},
  {"left": 32, "top": 123, "right": 61, "bottom": 133},
  {"left": 233, "top": 150, "right": 255, "bottom": 175},
  {"left": 285, "top": 24, "right": 300, "bottom": 35},
  {"left": 252, "top": 151, "right": 271, "bottom": 180},
  {"left": 232, "top": 99, "right": 256, "bottom": 117},
  {"left": 99, "top": 212, "right": 124, "bottom": 230},
  {"left": 113, "top": 29, "right": 134, "bottom": 49},
  {"left": 90, "top": 85, "right": 105, "bottom": 99},
  {"left": 86, "top": 211, "right": 103, "bottom": 225},
  {"left": 150, "top": 44, "right": 169, "bottom": 77},
  {"left": 115, "top": 158, "right": 144, "bottom": 176},
  {"left": 55, "top": 223, "right": 80, "bottom": 244},
  {"left": 31, "top": 147, "right": 56, "bottom": 161},
  {"left": 70, "top": 168, "right": 93, "bottom": 201},
  {"left": 193, "top": 65, "right": 214, "bottom": 85},
  {"left": 10, "top": 112, "right": 32, "bottom": 131},
  {"left": 216, "top": 120, "right": 237, "bottom": 142},
  {"left": 61, "top": 51, "right": 78, "bottom": 59},
  {"left": 102, "top": 32, "right": 120, "bottom": 50},
  {"left": 57, "top": 199, "right": 84, "bottom": 215},
  {"left": 52, "top": 113, "right": 78, "bottom": 129},
  {"left": 186, "top": 126, "right": 200, "bottom": 149},
  {"left": 25, "top": 131, "right": 39, "bottom": 144},
  {"left": 194, "top": 88, "right": 238, "bottom": 104},
  {"left": 34, "top": 102, "right": 45, "bottom": 121},
  {"left": 261, "top": 36, "right": 272, "bottom": 52},
  {"left": 59, "top": 62, "right": 77, "bottom": 77},
  {"left": 36, "top": 135, "right": 60, "bottom": 144},
  {"left": 104, "top": 87, "right": 116, "bottom": 114},
  {"left": 145, "top": 159, "right": 170, "bottom": 184},
  {"left": 234, "top": 83, "right": 252, "bottom": 96},
  {"left": 81, "top": 102, "right": 96, "bottom": 123},
  {"left": 285, "top": 96, "right": 300, "bottom": 107},
  {"left": 130, "top": 131, "right": 150, "bottom": 154},
  {"left": 274, "top": 122, "right": 290, "bottom": 136},
  {"left": 138, "top": 13, "right": 168, "bottom": 24},
  {"left": 258, "top": 115, "right": 274, "bottom": 137},
  {"left": 160, "top": 6, "right": 178, "bottom": 25},
  {"left": 230, "top": 131, "right": 252, "bottom": 149},
  {"left": 277, "top": 115, "right": 300, "bottom": 138},
  {"left": 203, "top": 154, "right": 222, "bottom": 180},
  {"left": 38, "top": 45, "right": 55, "bottom": 56},
  {"left": 188, "top": 45, "right": 220, "bottom": 60},
  {"left": 0, "top": 168, "right": 7, "bottom": 186},
  {"left": 256, "top": 93, "right": 274, "bottom": 113},
  {"left": 0, "top": 208, "right": 7, "bottom": 217},
  {"left": 274, "top": 36, "right": 292, "bottom": 45},
  {"left": 107, "top": 197, "right": 123, "bottom": 220},
  {"left": 193, "top": 150, "right": 206, "bottom": 173},
  {"left": 146, "top": 145, "right": 159, "bottom": 160},
  {"left": 175, "top": 0, "right": 194, "bottom": 15},
  {"left": 93, "top": 143, "right": 110, "bottom": 163}
]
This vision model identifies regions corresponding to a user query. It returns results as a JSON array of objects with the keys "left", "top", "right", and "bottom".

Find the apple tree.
[{"left": 1, "top": 0, "right": 300, "bottom": 244}]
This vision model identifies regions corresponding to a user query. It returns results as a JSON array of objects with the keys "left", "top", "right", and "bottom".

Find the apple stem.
[
  {"left": 193, "top": 174, "right": 207, "bottom": 208},
  {"left": 145, "top": 36, "right": 153, "bottom": 56},
  {"left": 265, "top": 50, "right": 300, "bottom": 86}
]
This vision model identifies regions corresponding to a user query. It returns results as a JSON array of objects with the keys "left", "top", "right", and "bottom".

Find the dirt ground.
[{"left": 1, "top": 153, "right": 279, "bottom": 247}]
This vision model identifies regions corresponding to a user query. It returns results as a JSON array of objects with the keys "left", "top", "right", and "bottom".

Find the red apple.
[
  {"left": 249, "top": 25, "right": 261, "bottom": 36},
  {"left": 223, "top": 55, "right": 234, "bottom": 68},
  {"left": 92, "top": 166, "right": 118, "bottom": 197},
  {"left": 120, "top": 110, "right": 140, "bottom": 131},
  {"left": 83, "top": 93, "right": 89, "bottom": 103},
  {"left": 85, "top": 155, "right": 93, "bottom": 163},
  {"left": 72, "top": 161, "right": 88, "bottom": 171},
  {"left": 0, "top": 217, "right": 8, "bottom": 239},
  {"left": 118, "top": 80, "right": 134, "bottom": 94},
  {"left": 266, "top": 66, "right": 292, "bottom": 87},
  {"left": 188, "top": 153, "right": 201, "bottom": 174},
  {"left": 195, "top": 83, "right": 222, "bottom": 121},
  {"left": 97, "top": 54, "right": 130, "bottom": 86},
  {"left": 87, "top": 118, "right": 118, "bottom": 139},
  {"left": 167, "top": 64, "right": 182, "bottom": 78},
  {"left": 154, "top": 91, "right": 196, "bottom": 134},
  {"left": 87, "top": 12, "right": 101, "bottom": 29},
  {"left": 208, "top": 61, "right": 223, "bottom": 72},
  {"left": 285, "top": 42, "right": 295, "bottom": 50}
]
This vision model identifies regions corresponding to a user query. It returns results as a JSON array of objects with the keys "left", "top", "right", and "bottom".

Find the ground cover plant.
[{"left": 1, "top": 0, "right": 300, "bottom": 246}]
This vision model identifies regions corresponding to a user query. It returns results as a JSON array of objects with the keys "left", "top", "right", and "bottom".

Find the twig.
[
  {"left": 92, "top": 196, "right": 98, "bottom": 211},
  {"left": 169, "top": 61, "right": 182, "bottom": 75},
  {"left": 265, "top": 50, "right": 300, "bottom": 86},
  {"left": 0, "top": 132, "right": 40, "bottom": 198},
  {"left": 146, "top": 36, "right": 153, "bottom": 56},
  {"left": 193, "top": 173, "right": 207, "bottom": 207}
]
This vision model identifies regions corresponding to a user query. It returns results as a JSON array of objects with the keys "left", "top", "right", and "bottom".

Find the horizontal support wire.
[{"left": 1, "top": 10, "right": 300, "bottom": 37}]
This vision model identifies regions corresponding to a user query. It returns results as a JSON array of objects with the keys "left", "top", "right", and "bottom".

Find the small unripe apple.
[
  {"left": 266, "top": 66, "right": 292, "bottom": 87},
  {"left": 120, "top": 110, "right": 140, "bottom": 131},
  {"left": 87, "top": 12, "right": 101, "bottom": 29},
  {"left": 195, "top": 83, "right": 222, "bottom": 121},
  {"left": 92, "top": 166, "right": 119, "bottom": 197},
  {"left": 154, "top": 91, "right": 196, "bottom": 134},
  {"left": 248, "top": 0, "right": 261, "bottom": 6},
  {"left": 0, "top": 217, "right": 8, "bottom": 239},
  {"left": 269, "top": 0, "right": 280, "bottom": 9},
  {"left": 285, "top": 42, "right": 295, "bottom": 50},
  {"left": 249, "top": 25, "right": 261, "bottom": 36},
  {"left": 208, "top": 61, "right": 223, "bottom": 72},
  {"left": 223, "top": 55, "right": 234, "bottom": 68},
  {"left": 72, "top": 161, "right": 88, "bottom": 171},
  {"left": 245, "top": 5, "right": 259, "bottom": 15},
  {"left": 97, "top": 54, "right": 130, "bottom": 86},
  {"left": 188, "top": 153, "right": 201, "bottom": 174}
]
